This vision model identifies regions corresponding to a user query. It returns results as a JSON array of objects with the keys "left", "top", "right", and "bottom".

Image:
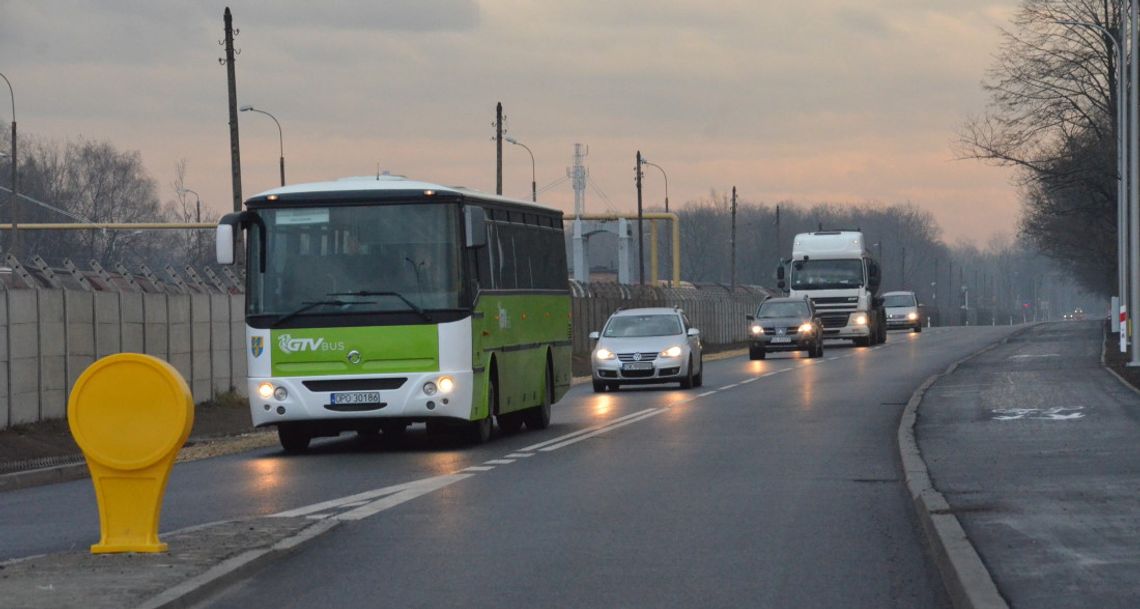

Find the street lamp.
[
  {"left": 0, "top": 72, "right": 17, "bottom": 256},
  {"left": 504, "top": 136, "right": 536, "bottom": 202},
  {"left": 1055, "top": 20, "right": 1126, "bottom": 341},
  {"left": 638, "top": 157, "right": 669, "bottom": 213},
  {"left": 239, "top": 105, "right": 286, "bottom": 187}
]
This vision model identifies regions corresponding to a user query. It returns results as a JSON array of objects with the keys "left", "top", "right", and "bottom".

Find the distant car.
[
  {"left": 589, "top": 307, "right": 703, "bottom": 392},
  {"left": 747, "top": 296, "right": 824, "bottom": 359},
  {"left": 883, "top": 290, "right": 922, "bottom": 332}
]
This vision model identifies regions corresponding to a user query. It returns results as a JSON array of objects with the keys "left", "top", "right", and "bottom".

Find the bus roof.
[{"left": 246, "top": 175, "right": 559, "bottom": 215}]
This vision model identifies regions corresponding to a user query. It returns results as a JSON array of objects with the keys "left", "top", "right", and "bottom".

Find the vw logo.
[
  {"left": 633, "top": 352, "right": 642, "bottom": 361},
  {"left": 346, "top": 350, "right": 362, "bottom": 365}
]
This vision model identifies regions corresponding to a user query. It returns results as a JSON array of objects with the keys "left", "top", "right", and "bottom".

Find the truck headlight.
[
  {"left": 660, "top": 345, "right": 683, "bottom": 358},
  {"left": 595, "top": 348, "right": 616, "bottom": 361},
  {"left": 852, "top": 313, "right": 868, "bottom": 326}
]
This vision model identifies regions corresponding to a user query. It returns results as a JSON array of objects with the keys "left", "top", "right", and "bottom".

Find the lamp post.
[
  {"left": 638, "top": 157, "right": 669, "bottom": 213},
  {"left": 0, "top": 72, "right": 17, "bottom": 257},
  {"left": 1055, "top": 19, "right": 1127, "bottom": 343},
  {"left": 504, "top": 136, "right": 536, "bottom": 202},
  {"left": 239, "top": 105, "right": 285, "bottom": 186}
]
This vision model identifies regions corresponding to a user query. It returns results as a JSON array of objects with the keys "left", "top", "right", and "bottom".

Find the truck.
[{"left": 775, "top": 230, "right": 886, "bottom": 346}]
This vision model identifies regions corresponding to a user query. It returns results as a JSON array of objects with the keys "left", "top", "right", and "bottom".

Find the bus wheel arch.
[{"left": 523, "top": 351, "right": 553, "bottom": 430}]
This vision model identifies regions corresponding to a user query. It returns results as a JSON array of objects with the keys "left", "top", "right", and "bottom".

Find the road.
[{"left": 1, "top": 325, "right": 1020, "bottom": 608}]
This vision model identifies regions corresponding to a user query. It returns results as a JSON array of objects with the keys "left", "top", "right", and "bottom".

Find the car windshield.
[
  {"left": 884, "top": 294, "right": 917, "bottom": 307},
  {"left": 757, "top": 302, "right": 809, "bottom": 318},
  {"left": 603, "top": 314, "right": 683, "bottom": 337}
]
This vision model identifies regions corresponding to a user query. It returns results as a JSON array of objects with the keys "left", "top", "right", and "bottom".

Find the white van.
[{"left": 883, "top": 291, "right": 922, "bottom": 332}]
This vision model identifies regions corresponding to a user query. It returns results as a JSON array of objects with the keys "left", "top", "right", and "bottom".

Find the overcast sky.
[{"left": 0, "top": 0, "right": 1020, "bottom": 244}]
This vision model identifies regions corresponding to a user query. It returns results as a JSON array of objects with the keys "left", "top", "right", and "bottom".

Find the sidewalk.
[{"left": 910, "top": 320, "right": 1140, "bottom": 609}]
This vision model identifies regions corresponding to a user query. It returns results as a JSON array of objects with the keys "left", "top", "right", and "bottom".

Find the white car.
[
  {"left": 883, "top": 291, "right": 922, "bottom": 332},
  {"left": 588, "top": 307, "right": 703, "bottom": 392}
]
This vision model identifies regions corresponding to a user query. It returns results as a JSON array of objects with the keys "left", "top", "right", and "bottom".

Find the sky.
[{"left": 0, "top": 0, "right": 1021, "bottom": 245}]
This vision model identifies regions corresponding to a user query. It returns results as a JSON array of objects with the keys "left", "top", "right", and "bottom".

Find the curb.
[
  {"left": 0, "top": 461, "right": 89, "bottom": 492},
  {"left": 897, "top": 325, "right": 1038, "bottom": 609},
  {"left": 132, "top": 518, "right": 341, "bottom": 609},
  {"left": 1099, "top": 323, "right": 1140, "bottom": 399}
]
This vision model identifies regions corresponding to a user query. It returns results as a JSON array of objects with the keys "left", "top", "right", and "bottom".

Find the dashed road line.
[
  {"left": 461, "top": 466, "right": 495, "bottom": 472},
  {"left": 719, "top": 384, "right": 739, "bottom": 390},
  {"left": 484, "top": 459, "right": 514, "bottom": 465},
  {"left": 505, "top": 453, "right": 534, "bottom": 458},
  {"left": 697, "top": 391, "right": 717, "bottom": 397}
]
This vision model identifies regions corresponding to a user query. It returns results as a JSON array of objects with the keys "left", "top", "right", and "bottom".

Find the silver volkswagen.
[{"left": 588, "top": 307, "right": 703, "bottom": 392}]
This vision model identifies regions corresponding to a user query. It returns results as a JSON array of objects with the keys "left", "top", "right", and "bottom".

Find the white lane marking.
[
  {"left": 740, "top": 378, "right": 757, "bottom": 384},
  {"left": 1009, "top": 354, "right": 1060, "bottom": 359},
  {"left": 518, "top": 408, "right": 659, "bottom": 452},
  {"left": 337, "top": 474, "right": 474, "bottom": 521},
  {"left": 540, "top": 409, "right": 665, "bottom": 452},
  {"left": 462, "top": 466, "right": 495, "bottom": 472},
  {"left": 825, "top": 357, "right": 839, "bottom": 361},
  {"left": 484, "top": 459, "right": 514, "bottom": 465},
  {"left": 719, "top": 384, "right": 738, "bottom": 390},
  {"left": 505, "top": 453, "right": 535, "bottom": 458},
  {"left": 272, "top": 473, "right": 474, "bottom": 519},
  {"left": 697, "top": 391, "right": 717, "bottom": 397}
]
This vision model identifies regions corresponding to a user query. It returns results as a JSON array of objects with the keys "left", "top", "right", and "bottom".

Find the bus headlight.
[
  {"left": 423, "top": 382, "right": 438, "bottom": 396},
  {"left": 595, "top": 348, "right": 616, "bottom": 361},
  {"left": 660, "top": 345, "right": 683, "bottom": 358},
  {"left": 750, "top": 324, "right": 764, "bottom": 335},
  {"left": 852, "top": 313, "right": 869, "bottom": 326},
  {"left": 907, "top": 312, "right": 919, "bottom": 321},
  {"left": 798, "top": 323, "right": 814, "bottom": 334},
  {"left": 437, "top": 376, "right": 455, "bottom": 394},
  {"left": 273, "top": 386, "right": 289, "bottom": 401},
  {"left": 257, "top": 382, "right": 274, "bottom": 399}
]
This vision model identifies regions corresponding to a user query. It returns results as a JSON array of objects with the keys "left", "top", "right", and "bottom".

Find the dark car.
[{"left": 747, "top": 296, "right": 824, "bottom": 359}]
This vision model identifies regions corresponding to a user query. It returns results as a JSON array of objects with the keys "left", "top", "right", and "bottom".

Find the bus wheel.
[
  {"left": 497, "top": 412, "right": 524, "bottom": 434},
  {"left": 278, "top": 424, "right": 311, "bottom": 454},
  {"left": 524, "top": 366, "right": 553, "bottom": 430},
  {"left": 466, "top": 415, "right": 493, "bottom": 444}
]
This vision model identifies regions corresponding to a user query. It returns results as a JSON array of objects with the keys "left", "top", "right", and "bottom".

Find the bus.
[{"left": 216, "top": 175, "right": 572, "bottom": 452}]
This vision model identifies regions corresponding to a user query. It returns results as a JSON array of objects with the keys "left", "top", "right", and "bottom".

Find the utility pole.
[
  {"left": 1130, "top": 0, "right": 1140, "bottom": 365},
  {"left": 222, "top": 7, "right": 242, "bottom": 214},
  {"left": 495, "top": 102, "right": 503, "bottom": 196},
  {"left": 731, "top": 186, "right": 737, "bottom": 291},
  {"left": 0, "top": 72, "right": 16, "bottom": 257},
  {"left": 636, "top": 150, "right": 644, "bottom": 285}
]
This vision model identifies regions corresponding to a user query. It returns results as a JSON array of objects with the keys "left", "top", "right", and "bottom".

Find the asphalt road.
[{"left": 1, "top": 325, "right": 1020, "bottom": 608}]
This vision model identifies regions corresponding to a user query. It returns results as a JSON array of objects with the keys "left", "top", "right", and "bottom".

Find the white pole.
[{"left": 1130, "top": 0, "right": 1140, "bottom": 365}]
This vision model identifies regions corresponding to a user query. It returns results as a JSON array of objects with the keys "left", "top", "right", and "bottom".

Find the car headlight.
[
  {"left": 907, "top": 312, "right": 918, "bottom": 321},
  {"left": 852, "top": 313, "right": 868, "bottom": 326},
  {"left": 798, "top": 323, "right": 814, "bottom": 334},
  {"left": 750, "top": 324, "right": 764, "bottom": 335},
  {"left": 660, "top": 345, "right": 683, "bottom": 358},
  {"left": 257, "top": 382, "right": 274, "bottom": 399},
  {"left": 595, "top": 348, "right": 616, "bottom": 361}
]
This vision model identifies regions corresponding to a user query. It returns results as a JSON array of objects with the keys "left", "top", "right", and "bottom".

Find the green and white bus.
[{"left": 216, "top": 175, "right": 571, "bottom": 452}]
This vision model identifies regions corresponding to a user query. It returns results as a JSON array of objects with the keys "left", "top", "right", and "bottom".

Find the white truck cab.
[{"left": 777, "top": 230, "right": 886, "bottom": 346}]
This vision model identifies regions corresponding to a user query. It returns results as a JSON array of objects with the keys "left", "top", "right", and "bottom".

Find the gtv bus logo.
[{"left": 277, "top": 334, "right": 345, "bottom": 354}]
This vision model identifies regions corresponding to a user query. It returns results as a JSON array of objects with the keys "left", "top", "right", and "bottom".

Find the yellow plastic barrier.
[{"left": 67, "top": 353, "right": 194, "bottom": 553}]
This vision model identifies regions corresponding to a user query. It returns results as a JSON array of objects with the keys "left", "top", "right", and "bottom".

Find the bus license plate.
[
  {"left": 770, "top": 336, "right": 792, "bottom": 344},
  {"left": 622, "top": 362, "right": 654, "bottom": 371},
  {"left": 330, "top": 391, "right": 383, "bottom": 405}
]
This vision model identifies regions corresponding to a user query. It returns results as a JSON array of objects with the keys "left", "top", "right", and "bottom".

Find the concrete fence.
[
  {"left": 0, "top": 279, "right": 775, "bottom": 431},
  {"left": 0, "top": 289, "right": 246, "bottom": 430}
]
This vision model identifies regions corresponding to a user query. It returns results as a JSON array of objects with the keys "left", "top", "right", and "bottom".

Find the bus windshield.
[
  {"left": 246, "top": 203, "right": 461, "bottom": 320},
  {"left": 790, "top": 259, "right": 865, "bottom": 290}
]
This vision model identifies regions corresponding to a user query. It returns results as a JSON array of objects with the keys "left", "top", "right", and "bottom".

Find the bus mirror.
[
  {"left": 776, "top": 266, "right": 785, "bottom": 280},
  {"left": 216, "top": 224, "right": 235, "bottom": 265},
  {"left": 777, "top": 280, "right": 786, "bottom": 290},
  {"left": 465, "top": 206, "right": 487, "bottom": 248}
]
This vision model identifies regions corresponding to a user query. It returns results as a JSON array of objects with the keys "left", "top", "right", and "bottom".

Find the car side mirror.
[
  {"left": 588, "top": 331, "right": 600, "bottom": 340},
  {"left": 687, "top": 328, "right": 700, "bottom": 337},
  {"left": 746, "top": 314, "right": 755, "bottom": 321}
]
